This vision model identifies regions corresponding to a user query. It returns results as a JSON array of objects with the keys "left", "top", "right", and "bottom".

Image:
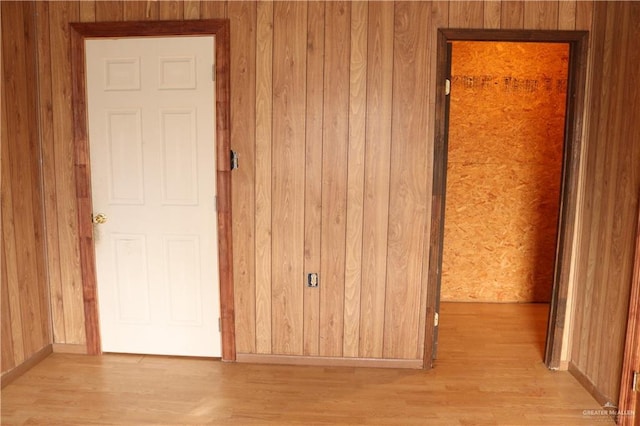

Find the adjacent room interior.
[{"left": 441, "top": 40, "right": 569, "bottom": 360}]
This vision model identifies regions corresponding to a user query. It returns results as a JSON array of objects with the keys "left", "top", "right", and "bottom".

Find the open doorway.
[
  {"left": 442, "top": 41, "right": 568, "bottom": 359},
  {"left": 426, "top": 30, "right": 589, "bottom": 369}
]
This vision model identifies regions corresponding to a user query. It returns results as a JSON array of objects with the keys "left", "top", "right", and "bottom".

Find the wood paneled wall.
[
  {"left": 1, "top": 1, "right": 52, "bottom": 375},
  {"left": 569, "top": 1, "right": 640, "bottom": 405},
  {"left": 29, "top": 1, "right": 593, "bottom": 363},
  {"left": 442, "top": 42, "right": 568, "bottom": 303},
  {"left": 232, "top": 0, "right": 435, "bottom": 360},
  {"left": 4, "top": 0, "right": 636, "bottom": 403},
  {"left": 227, "top": 0, "right": 593, "bottom": 361},
  {"left": 3, "top": 0, "right": 637, "bottom": 404}
]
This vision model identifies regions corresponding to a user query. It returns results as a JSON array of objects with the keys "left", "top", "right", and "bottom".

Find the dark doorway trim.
[
  {"left": 69, "top": 20, "right": 235, "bottom": 361},
  {"left": 425, "top": 29, "right": 589, "bottom": 369}
]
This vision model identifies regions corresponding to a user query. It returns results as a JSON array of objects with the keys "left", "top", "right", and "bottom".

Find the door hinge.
[
  {"left": 218, "top": 317, "right": 221, "bottom": 332},
  {"left": 230, "top": 150, "right": 239, "bottom": 170},
  {"left": 212, "top": 64, "right": 216, "bottom": 82},
  {"left": 633, "top": 371, "right": 640, "bottom": 392},
  {"left": 214, "top": 195, "right": 218, "bottom": 212},
  {"left": 434, "top": 312, "right": 439, "bottom": 327},
  {"left": 445, "top": 79, "right": 451, "bottom": 96}
]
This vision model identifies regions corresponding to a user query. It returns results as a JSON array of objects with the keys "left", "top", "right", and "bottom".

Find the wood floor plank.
[{"left": 1, "top": 303, "right": 612, "bottom": 425}]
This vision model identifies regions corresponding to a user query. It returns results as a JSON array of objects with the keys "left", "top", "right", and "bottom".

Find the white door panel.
[{"left": 86, "top": 36, "right": 220, "bottom": 357}]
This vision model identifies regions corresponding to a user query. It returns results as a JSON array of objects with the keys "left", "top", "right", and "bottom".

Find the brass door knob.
[{"left": 92, "top": 213, "right": 107, "bottom": 224}]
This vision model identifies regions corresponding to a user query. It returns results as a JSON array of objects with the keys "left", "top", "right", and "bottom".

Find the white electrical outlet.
[{"left": 307, "top": 273, "right": 319, "bottom": 288}]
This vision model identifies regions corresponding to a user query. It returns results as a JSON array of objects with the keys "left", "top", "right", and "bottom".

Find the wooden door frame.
[
  {"left": 69, "top": 20, "right": 235, "bottom": 361},
  {"left": 618, "top": 199, "right": 640, "bottom": 425},
  {"left": 425, "top": 29, "right": 589, "bottom": 369}
]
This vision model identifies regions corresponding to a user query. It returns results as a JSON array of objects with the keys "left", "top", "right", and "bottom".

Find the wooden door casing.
[
  {"left": 70, "top": 20, "right": 234, "bottom": 360},
  {"left": 427, "top": 29, "right": 590, "bottom": 369}
]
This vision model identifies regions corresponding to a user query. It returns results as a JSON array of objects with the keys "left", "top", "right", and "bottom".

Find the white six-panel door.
[{"left": 86, "top": 36, "right": 220, "bottom": 357}]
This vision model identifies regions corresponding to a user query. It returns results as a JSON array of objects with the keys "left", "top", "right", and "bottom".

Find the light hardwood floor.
[{"left": 1, "top": 303, "right": 612, "bottom": 425}]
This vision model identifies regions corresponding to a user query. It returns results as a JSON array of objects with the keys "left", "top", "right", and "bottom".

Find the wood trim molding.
[
  {"left": 69, "top": 20, "right": 235, "bottom": 361},
  {"left": 237, "top": 353, "right": 424, "bottom": 370},
  {"left": 423, "top": 29, "right": 450, "bottom": 367},
  {"left": 52, "top": 344, "right": 88, "bottom": 354},
  {"left": 618, "top": 201, "right": 640, "bottom": 426},
  {"left": 544, "top": 30, "right": 590, "bottom": 370},
  {"left": 1, "top": 344, "right": 53, "bottom": 389},
  {"left": 568, "top": 361, "right": 611, "bottom": 407},
  {"left": 426, "top": 29, "right": 589, "bottom": 370}
]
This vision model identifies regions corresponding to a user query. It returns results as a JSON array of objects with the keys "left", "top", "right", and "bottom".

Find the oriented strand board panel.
[{"left": 442, "top": 41, "right": 569, "bottom": 303}]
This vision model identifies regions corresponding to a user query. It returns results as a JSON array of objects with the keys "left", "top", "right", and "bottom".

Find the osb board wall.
[
  {"left": 442, "top": 42, "right": 569, "bottom": 302},
  {"left": 570, "top": 1, "right": 640, "bottom": 405},
  {"left": 10, "top": 0, "right": 593, "bottom": 363},
  {"left": 1, "top": 1, "right": 52, "bottom": 374}
]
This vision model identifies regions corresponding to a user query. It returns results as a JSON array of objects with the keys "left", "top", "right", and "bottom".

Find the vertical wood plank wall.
[
  {"left": 569, "top": 1, "right": 640, "bottom": 406},
  {"left": 1, "top": 1, "right": 52, "bottom": 374},
  {"left": 4, "top": 0, "right": 635, "bottom": 389},
  {"left": 0, "top": 0, "right": 581, "bottom": 363}
]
